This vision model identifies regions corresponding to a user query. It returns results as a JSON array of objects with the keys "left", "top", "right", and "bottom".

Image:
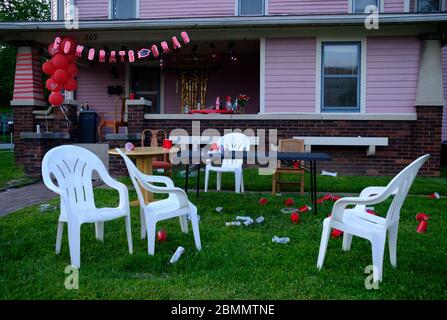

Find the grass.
[
  {"left": 0, "top": 183, "right": 446, "bottom": 299},
  {"left": 0, "top": 151, "right": 36, "bottom": 190}
]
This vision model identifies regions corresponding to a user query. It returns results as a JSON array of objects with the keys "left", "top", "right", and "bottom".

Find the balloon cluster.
[{"left": 42, "top": 37, "right": 79, "bottom": 106}]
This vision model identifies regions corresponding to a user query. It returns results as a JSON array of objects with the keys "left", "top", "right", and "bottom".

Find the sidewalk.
[{"left": 0, "top": 182, "right": 57, "bottom": 217}]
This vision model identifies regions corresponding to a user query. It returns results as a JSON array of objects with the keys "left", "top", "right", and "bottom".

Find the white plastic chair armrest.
[
  {"left": 140, "top": 173, "right": 175, "bottom": 188},
  {"left": 359, "top": 186, "right": 387, "bottom": 198},
  {"left": 138, "top": 177, "right": 190, "bottom": 208},
  {"left": 331, "top": 190, "right": 391, "bottom": 222}
]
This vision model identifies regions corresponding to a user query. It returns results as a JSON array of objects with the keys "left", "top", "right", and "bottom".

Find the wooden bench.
[{"left": 293, "top": 136, "right": 388, "bottom": 156}]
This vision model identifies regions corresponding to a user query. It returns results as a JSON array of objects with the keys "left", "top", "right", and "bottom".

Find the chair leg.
[
  {"left": 179, "top": 215, "right": 188, "bottom": 234},
  {"left": 241, "top": 171, "right": 245, "bottom": 193},
  {"left": 317, "top": 218, "right": 331, "bottom": 270},
  {"left": 204, "top": 168, "right": 210, "bottom": 192},
  {"left": 300, "top": 172, "right": 305, "bottom": 196},
  {"left": 67, "top": 221, "right": 81, "bottom": 268},
  {"left": 272, "top": 173, "right": 277, "bottom": 195},
  {"left": 371, "top": 234, "right": 386, "bottom": 282},
  {"left": 216, "top": 172, "right": 222, "bottom": 191},
  {"left": 235, "top": 171, "right": 241, "bottom": 193},
  {"left": 140, "top": 207, "right": 146, "bottom": 240},
  {"left": 388, "top": 224, "right": 399, "bottom": 268},
  {"left": 95, "top": 222, "right": 104, "bottom": 241},
  {"left": 125, "top": 215, "right": 133, "bottom": 254},
  {"left": 342, "top": 233, "right": 353, "bottom": 251},
  {"left": 56, "top": 221, "right": 64, "bottom": 254},
  {"left": 190, "top": 207, "right": 202, "bottom": 251},
  {"left": 146, "top": 216, "right": 157, "bottom": 256}
]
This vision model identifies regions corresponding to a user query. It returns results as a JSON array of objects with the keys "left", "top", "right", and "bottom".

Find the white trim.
[
  {"left": 404, "top": 0, "right": 411, "bottom": 12},
  {"left": 259, "top": 37, "right": 266, "bottom": 114},
  {"left": 125, "top": 99, "right": 152, "bottom": 107},
  {"left": 315, "top": 37, "right": 367, "bottom": 114},
  {"left": 413, "top": 0, "right": 445, "bottom": 11},
  {"left": 11, "top": 99, "right": 47, "bottom": 107},
  {"left": 144, "top": 112, "right": 417, "bottom": 121},
  {"left": 109, "top": 0, "right": 139, "bottom": 19}
]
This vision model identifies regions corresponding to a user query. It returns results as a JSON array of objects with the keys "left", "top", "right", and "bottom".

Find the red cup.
[
  {"left": 163, "top": 139, "right": 173, "bottom": 149},
  {"left": 129, "top": 92, "right": 135, "bottom": 100}
]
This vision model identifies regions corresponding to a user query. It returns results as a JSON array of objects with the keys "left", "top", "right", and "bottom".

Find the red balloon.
[
  {"left": 53, "top": 69, "right": 69, "bottom": 84},
  {"left": 66, "top": 63, "right": 79, "bottom": 77},
  {"left": 42, "top": 61, "right": 55, "bottom": 75},
  {"left": 66, "top": 54, "right": 77, "bottom": 63},
  {"left": 46, "top": 77, "right": 62, "bottom": 92},
  {"left": 48, "top": 43, "right": 59, "bottom": 56},
  {"left": 64, "top": 78, "right": 77, "bottom": 91},
  {"left": 157, "top": 230, "right": 167, "bottom": 242},
  {"left": 51, "top": 54, "right": 68, "bottom": 70},
  {"left": 49, "top": 91, "right": 64, "bottom": 106},
  {"left": 60, "top": 37, "right": 76, "bottom": 55}
]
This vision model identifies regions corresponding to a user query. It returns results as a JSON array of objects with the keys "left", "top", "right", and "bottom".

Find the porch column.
[
  {"left": 415, "top": 37, "right": 445, "bottom": 107},
  {"left": 414, "top": 36, "right": 444, "bottom": 176}
]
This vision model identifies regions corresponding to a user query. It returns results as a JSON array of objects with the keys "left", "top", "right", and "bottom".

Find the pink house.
[{"left": 0, "top": 0, "right": 446, "bottom": 176}]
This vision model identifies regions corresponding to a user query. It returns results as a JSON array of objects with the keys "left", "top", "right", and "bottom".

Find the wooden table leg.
[{"left": 133, "top": 156, "right": 154, "bottom": 206}]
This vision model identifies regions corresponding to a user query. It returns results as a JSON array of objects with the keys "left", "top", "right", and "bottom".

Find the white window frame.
[
  {"left": 413, "top": 0, "right": 445, "bottom": 12},
  {"left": 109, "top": 0, "right": 140, "bottom": 19},
  {"left": 348, "top": 0, "right": 384, "bottom": 13},
  {"left": 315, "top": 37, "right": 367, "bottom": 114},
  {"left": 236, "top": 0, "right": 267, "bottom": 16}
]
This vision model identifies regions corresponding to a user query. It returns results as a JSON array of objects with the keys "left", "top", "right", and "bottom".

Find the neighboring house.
[{"left": 0, "top": 0, "right": 446, "bottom": 176}]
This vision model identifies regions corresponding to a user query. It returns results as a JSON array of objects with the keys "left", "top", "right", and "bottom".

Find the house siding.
[
  {"left": 76, "top": 63, "right": 126, "bottom": 116},
  {"left": 366, "top": 36, "right": 419, "bottom": 113},
  {"left": 264, "top": 38, "right": 316, "bottom": 113},
  {"left": 384, "top": 0, "right": 405, "bottom": 12},
  {"left": 73, "top": 0, "right": 109, "bottom": 20},
  {"left": 268, "top": 0, "right": 348, "bottom": 15},
  {"left": 442, "top": 46, "right": 447, "bottom": 141},
  {"left": 140, "top": 0, "right": 235, "bottom": 19}
]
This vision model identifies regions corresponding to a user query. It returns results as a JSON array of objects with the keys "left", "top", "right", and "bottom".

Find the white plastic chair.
[
  {"left": 204, "top": 132, "right": 250, "bottom": 193},
  {"left": 116, "top": 148, "right": 201, "bottom": 255},
  {"left": 317, "top": 154, "right": 430, "bottom": 282},
  {"left": 42, "top": 145, "right": 133, "bottom": 268}
]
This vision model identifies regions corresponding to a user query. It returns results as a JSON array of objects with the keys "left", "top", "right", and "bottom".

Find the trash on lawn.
[
  {"left": 272, "top": 236, "right": 290, "bottom": 244},
  {"left": 225, "top": 221, "right": 241, "bottom": 226},
  {"left": 259, "top": 197, "right": 268, "bottom": 205},
  {"left": 317, "top": 198, "right": 325, "bottom": 204},
  {"left": 281, "top": 207, "right": 297, "bottom": 214},
  {"left": 331, "top": 195, "right": 342, "bottom": 201},
  {"left": 429, "top": 192, "right": 440, "bottom": 199},
  {"left": 276, "top": 193, "right": 283, "bottom": 196},
  {"left": 321, "top": 170, "right": 337, "bottom": 177},
  {"left": 290, "top": 212, "right": 300, "bottom": 224},
  {"left": 255, "top": 216, "right": 265, "bottom": 224},
  {"left": 366, "top": 207, "right": 375, "bottom": 211},
  {"left": 39, "top": 203, "right": 56, "bottom": 212},
  {"left": 322, "top": 193, "right": 333, "bottom": 201},
  {"left": 243, "top": 218, "right": 254, "bottom": 226},
  {"left": 236, "top": 216, "right": 252, "bottom": 221},
  {"left": 157, "top": 230, "right": 167, "bottom": 242},
  {"left": 416, "top": 213, "right": 430, "bottom": 234},
  {"left": 155, "top": 169, "right": 165, "bottom": 173},
  {"left": 169, "top": 246, "right": 185, "bottom": 264},
  {"left": 331, "top": 229, "right": 343, "bottom": 238},
  {"left": 215, "top": 207, "right": 224, "bottom": 213},
  {"left": 298, "top": 205, "right": 312, "bottom": 213},
  {"left": 284, "top": 198, "right": 295, "bottom": 207},
  {"left": 366, "top": 209, "right": 377, "bottom": 215}
]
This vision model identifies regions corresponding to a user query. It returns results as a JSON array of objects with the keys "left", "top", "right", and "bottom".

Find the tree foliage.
[{"left": 0, "top": 0, "right": 50, "bottom": 110}]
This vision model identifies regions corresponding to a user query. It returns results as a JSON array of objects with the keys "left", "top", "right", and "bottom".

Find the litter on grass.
[
  {"left": 225, "top": 221, "right": 241, "bottom": 226},
  {"left": 255, "top": 216, "right": 265, "bottom": 224},
  {"left": 272, "top": 236, "right": 290, "bottom": 244},
  {"left": 321, "top": 170, "right": 337, "bottom": 177},
  {"left": 215, "top": 207, "right": 224, "bottom": 213},
  {"left": 169, "top": 246, "right": 185, "bottom": 264}
]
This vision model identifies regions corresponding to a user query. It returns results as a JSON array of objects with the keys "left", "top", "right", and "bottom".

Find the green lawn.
[
  {"left": 0, "top": 151, "right": 35, "bottom": 190},
  {"left": 1, "top": 184, "right": 446, "bottom": 299}
]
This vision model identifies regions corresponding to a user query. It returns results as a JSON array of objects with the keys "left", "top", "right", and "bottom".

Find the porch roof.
[{"left": 0, "top": 13, "right": 446, "bottom": 33}]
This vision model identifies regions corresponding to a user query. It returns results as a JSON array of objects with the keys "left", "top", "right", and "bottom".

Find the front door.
[{"left": 131, "top": 66, "right": 161, "bottom": 114}]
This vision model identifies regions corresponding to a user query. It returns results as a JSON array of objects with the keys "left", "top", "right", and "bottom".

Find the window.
[
  {"left": 352, "top": 0, "right": 380, "bottom": 13},
  {"left": 131, "top": 66, "right": 160, "bottom": 113},
  {"left": 321, "top": 42, "right": 361, "bottom": 112},
  {"left": 112, "top": 0, "right": 137, "bottom": 19},
  {"left": 417, "top": 0, "right": 442, "bottom": 12},
  {"left": 57, "top": 0, "right": 65, "bottom": 20},
  {"left": 238, "top": 0, "right": 265, "bottom": 16}
]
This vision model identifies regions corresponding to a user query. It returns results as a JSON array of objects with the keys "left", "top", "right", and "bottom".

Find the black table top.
[{"left": 174, "top": 150, "right": 331, "bottom": 163}]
